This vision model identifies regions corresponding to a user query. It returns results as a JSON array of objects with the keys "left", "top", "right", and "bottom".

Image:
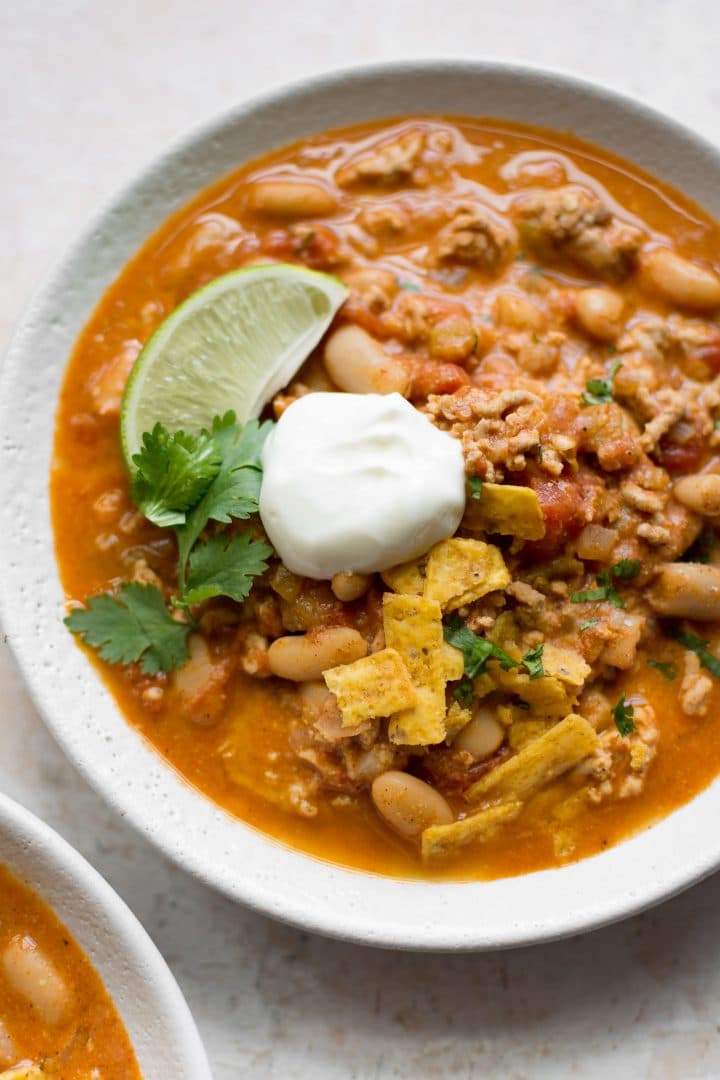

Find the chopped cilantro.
[
  {"left": 467, "top": 477, "right": 483, "bottom": 501},
  {"left": 582, "top": 359, "right": 622, "bottom": 407},
  {"left": 522, "top": 643, "right": 544, "bottom": 680},
  {"left": 453, "top": 677, "right": 474, "bottom": 708},
  {"left": 571, "top": 559, "right": 640, "bottom": 609},
  {"left": 612, "top": 695, "right": 635, "bottom": 736},
  {"left": 579, "top": 618, "right": 599, "bottom": 632},
  {"left": 397, "top": 278, "right": 421, "bottom": 292},
  {"left": 65, "top": 583, "right": 190, "bottom": 675},
  {"left": 609, "top": 559, "right": 641, "bottom": 581},
  {"left": 672, "top": 628, "right": 720, "bottom": 679},
  {"left": 646, "top": 658, "right": 678, "bottom": 681},
  {"left": 714, "top": 418, "right": 720, "bottom": 430},
  {"left": 443, "top": 617, "right": 517, "bottom": 679}
]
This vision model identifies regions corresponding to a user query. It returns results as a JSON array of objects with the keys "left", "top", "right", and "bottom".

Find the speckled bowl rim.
[
  {"left": 2, "top": 60, "right": 720, "bottom": 951},
  {"left": 0, "top": 791, "right": 211, "bottom": 1077}
]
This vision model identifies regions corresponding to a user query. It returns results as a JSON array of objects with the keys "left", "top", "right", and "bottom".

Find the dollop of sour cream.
[{"left": 259, "top": 392, "right": 466, "bottom": 580}]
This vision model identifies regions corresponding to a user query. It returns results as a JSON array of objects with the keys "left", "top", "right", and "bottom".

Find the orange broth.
[{"left": 51, "top": 116, "right": 720, "bottom": 880}]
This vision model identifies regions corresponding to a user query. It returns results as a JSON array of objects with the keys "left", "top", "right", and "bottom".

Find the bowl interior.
[
  {"left": 0, "top": 793, "right": 210, "bottom": 1078},
  {"left": 2, "top": 61, "right": 720, "bottom": 950}
]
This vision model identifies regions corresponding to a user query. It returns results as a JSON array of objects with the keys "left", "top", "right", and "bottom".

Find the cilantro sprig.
[
  {"left": 65, "top": 584, "right": 191, "bottom": 675},
  {"left": 66, "top": 412, "right": 273, "bottom": 674},
  {"left": 444, "top": 618, "right": 545, "bottom": 696},
  {"left": 443, "top": 617, "right": 517, "bottom": 679},
  {"left": 522, "top": 643, "right": 545, "bottom": 680},
  {"left": 672, "top": 628, "right": 720, "bottom": 679},
  {"left": 571, "top": 559, "right": 640, "bottom": 609},
  {"left": 612, "top": 695, "right": 635, "bottom": 736},
  {"left": 582, "top": 360, "right": 622, "bottom": 407},
  {"left": 646, "top": 658, "right": 678, "bottom": 681}
]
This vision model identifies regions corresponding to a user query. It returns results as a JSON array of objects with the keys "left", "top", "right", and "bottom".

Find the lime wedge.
[{"left": 120, "top": 263, "right": 349, "bottom": 465}]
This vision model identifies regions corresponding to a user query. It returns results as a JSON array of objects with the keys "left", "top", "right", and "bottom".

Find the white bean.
[
  {"left": 643, "top": 248, "right": 720, "bottom": 311},
  {"left": 173, "top": 634, "right": 214, "bottom": 696},
  {"left": 494, "top": 291, "right": 545, "bottom": 331},
  {"left": 324, "top": 325, "right": 410, "bottom": 395},
  {"left": 673, "top": 474, "right": 720, "bottom": 517},
  {"left": 454, "top": 707, "right": 505, "bottom": 759},
  {"left": 331, "top": 572, "right": 373, "bottom": 602},
  {"left": 246, "top": 179, "right": 339, "bottom": 218},
  {"left": 575, "top": 287, "right": 625, "bottom": 340},
  {"left": 2, "top": 935, "right": 71, "bottom": 1025},
  {"left": 649, "top": 562, "right": 720, "bottom": 620},
  {"left": 268, "top": 627, "right": 368, "bottom": 681},
  {"left": 371, "top": 771, "right": 453, "bottom": 839}
]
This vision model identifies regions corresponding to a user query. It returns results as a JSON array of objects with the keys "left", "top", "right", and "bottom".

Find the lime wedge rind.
[{"left": 120, "top": 263, "right": 349, "bottom": 467}]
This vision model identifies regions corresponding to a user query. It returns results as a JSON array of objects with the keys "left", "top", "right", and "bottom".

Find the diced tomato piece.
[{"left": 404, "top": 358, "right": 470, "bottom": 400}]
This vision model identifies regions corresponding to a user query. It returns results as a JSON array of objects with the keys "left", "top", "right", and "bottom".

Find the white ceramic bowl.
[
  {"left": 2, "top": 61, "right": 720, "bottom": 951},
  {"left": 0, "top": 791, "right": 211, "bottom": 1077}
]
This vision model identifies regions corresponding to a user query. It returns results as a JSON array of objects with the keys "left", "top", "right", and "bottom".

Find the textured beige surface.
[{"left": 3, "top": 1, "right": 720, "bottom": 1076}]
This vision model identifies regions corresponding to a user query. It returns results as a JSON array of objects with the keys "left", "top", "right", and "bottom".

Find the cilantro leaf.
[
  {"left": 443, "top": 617, "right": 517, "bottom": 679},
  {"left": 131, "top": 424, "right": 220, "bottom": 527},
  {"left": 182, "top": 531, "right": 272, "bottom": 607},
  {"left": 672, "top": 628, "right": 720, "bottom": 679},
  {"left": 176, "top": 415, "right": 272, "bottom": 582},
  {"left": 467, "top": 477, "right": 483, "bottom": 501},
  {"left": 609, "top": 559, "right": 641, "bottom": 581},
  {"left": 453, "top": 677, "right": 474, "bottom": 708},
  {"left": 579, "top": 618, "right": 599, "bottom": 631},
  {"left": 571, "top": 559, "right": 640, "bottom": 609},
  {"left": 522, "top": 643, "right": 545, "bottom": 679},
  {"left": 646, "top": 658, "right": 678, "bottom": 681},
  {"left": 612, "top": 694, "right": 635, "bottom": 736},
  {"left": 65, "top": 583, "right": 190, "bottom": 675},
  {"left": 582, "top": 359, "right": 622, "bottom": 407}
]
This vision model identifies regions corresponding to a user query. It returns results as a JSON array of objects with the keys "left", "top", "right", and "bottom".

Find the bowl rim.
[
  {"left": 2, "top": 58, "right": 720, "bottom": 951},
  {"left": 0, "top": 790, "right": 211, "bottom": 1078}
]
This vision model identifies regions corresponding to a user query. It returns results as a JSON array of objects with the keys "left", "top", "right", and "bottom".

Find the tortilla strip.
[
  {"left": 324, "top": 648, "right": 416, "bottom": 728},
  {"left": 383, "top": 593, "right": 457, "bottom": 746},
  {"left": 466, "top": 714, "right": 598, "bottom": 803},
  {"left": 422, "top": 801, "right": 522, "bottom": 860},
  {"left": 423, "top": 538, "right": 510, "bottom": 611},
  {"left": 381, "top": 558, "right": 426, "bottom": 596},
  {"left": 463, "top": 482, "right": 546, "bottom": 540}
]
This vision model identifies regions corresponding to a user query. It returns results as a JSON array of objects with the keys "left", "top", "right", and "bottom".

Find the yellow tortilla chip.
[
  {"left": 423, "top": 538, "right": 510, "bottom": 611},
  {"left": 466, "top": 714, "right": 598, "bottom": 803},
  {"left": 491, "top": 666, "right": 573, "bottom": 717},
  {"left": 390, "top": 683, "right": 447, "bottom": 746},
  {"left": 381, "top": 558, "right": 426, "bottom": 596},
  {"left": 507, "top": 718, "right": 555, "bottom": 751},
  {"left": 383, "top": 593, "right": 443, "bottom": 679},
  {"left": 324, "top": 648, "right": 416, "bottom": 728},
  {"left": 383, "top": 592, "right": 457, "bottom": 746},
  {"left": 445, "top": 700, "right": 472, "bottom": 743},
  {"left": 438, "top": 641, "right": 464, "bottom": 683},
  {"left": 463, "top": 482, "right": 546, "bottom": 540},
  {"left": 541, "top": 644, "right": 591, "bottom": 688},
  {"left": 421, "top": 801, "right": 522, "bottom": 860}
]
